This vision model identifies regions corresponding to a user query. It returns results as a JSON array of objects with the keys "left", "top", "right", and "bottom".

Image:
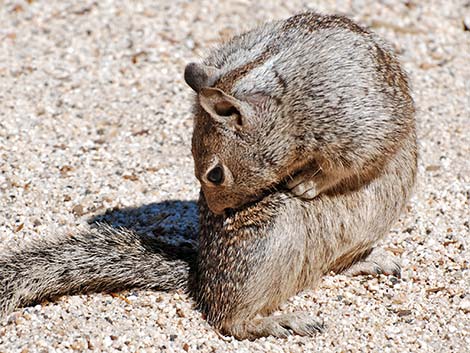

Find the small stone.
[
  {"left": 459, "top": 296, "right": 470, "bottom": 313},
  {"left": 126, "top": 294, "right": 138, "bottom": 301},
  {"left": 71, "top": 204, "right": 85, "bottom": 216},
  {"left": 425, "top": 165, "right": 440, "bottom": 172},
  {"left": 176, "top": 307, "right": 186, "bottom": 318},
  {"left": 393, "top": 294, "right": 407, "bottom": 304},
  {"left": 464, "top": 17, "right": 470, "bottom": 31},
  {"left": 397, "top": 309, "right": 412, "bottom": 317},
  {"left": 69, "top": 340, "right": 85, "bottom": 351},
  {"left": 7, "top": 312, "right": 22, "bottom": 325},
  {"left": 103, "top": 336, "right": 113, "bottom": 347},
  {"left": 156, "top": 317, "right": 166, "bottom": 328}
]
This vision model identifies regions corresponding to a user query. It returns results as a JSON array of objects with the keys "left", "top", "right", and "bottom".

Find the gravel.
[{"left": 1, "top": 0, "right": 469, "bottom": 352}]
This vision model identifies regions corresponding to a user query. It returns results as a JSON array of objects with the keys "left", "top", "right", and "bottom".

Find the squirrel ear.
[
  {"left": 184, "top": 63, "right": 218, "bottom": 93},
  {"left": 199, "top": 87, "right": 251, "bottom": 129}
]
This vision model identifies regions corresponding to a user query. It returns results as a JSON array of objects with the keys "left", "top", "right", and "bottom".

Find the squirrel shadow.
[{"left": 88, "top": 199, "right": 199, "bottom": 260}]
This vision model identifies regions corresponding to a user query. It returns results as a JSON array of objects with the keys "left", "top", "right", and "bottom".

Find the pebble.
[
  {"left": 459, "top": 296, "right": 470, "bottom": 313},
  {"left": 463, "top": 17, "right": 470, "bottom": 31},
  {"left": 0, "top": 1, "right": 468, "bottom": 352}
]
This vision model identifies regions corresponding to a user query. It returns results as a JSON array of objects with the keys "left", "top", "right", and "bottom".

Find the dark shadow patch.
[
  {"left": 89, "top": 199, "right": 200, "bottom": 290},
  {"left": 88, "top": 199, "right": 199, "bottom": 245}
]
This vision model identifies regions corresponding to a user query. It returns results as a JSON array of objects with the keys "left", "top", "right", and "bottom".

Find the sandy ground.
[{"left": 0, "top": 0, "right": 469, "bottom": 352}]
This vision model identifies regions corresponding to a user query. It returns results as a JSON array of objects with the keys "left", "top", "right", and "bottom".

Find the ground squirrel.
[{"left": 0, "top": 12, "right": 416, "bottom": 340}]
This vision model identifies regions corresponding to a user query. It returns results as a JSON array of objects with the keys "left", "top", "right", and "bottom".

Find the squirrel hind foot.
[
  {"left": 343, "top": 247, "right": 401, "bottom": 277},
  {"left": 222, "top": 312, "right": 324, "bottom": 340}
]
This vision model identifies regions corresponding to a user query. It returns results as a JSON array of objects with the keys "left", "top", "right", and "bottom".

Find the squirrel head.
[{"left": 185, "top": 62, "right": 292, "bottom": 215}]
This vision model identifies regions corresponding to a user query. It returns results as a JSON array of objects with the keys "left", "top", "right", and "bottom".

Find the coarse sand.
[{"left": 0, "top": 0, "right": 469, "bottom": 352}]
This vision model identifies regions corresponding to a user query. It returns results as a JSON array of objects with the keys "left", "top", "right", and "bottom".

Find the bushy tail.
[{"left": 0, "top": 225, "right": 193, "bottom": 316}]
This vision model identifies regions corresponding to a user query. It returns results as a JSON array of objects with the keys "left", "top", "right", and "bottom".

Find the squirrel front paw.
[
  {"left": 287, "top": 178, "right": 320, "bottom": 199},
  {"left": 287, "top": 166, "right": 323, "bottom": 199}
]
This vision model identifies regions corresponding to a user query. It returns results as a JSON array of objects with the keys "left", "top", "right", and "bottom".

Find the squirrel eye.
[{"left": 206, "top": 165, "right": 224, "bottom": 185}]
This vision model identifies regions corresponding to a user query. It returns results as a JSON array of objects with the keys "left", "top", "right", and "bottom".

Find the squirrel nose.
[{"left": 206, "top": 165, "right": 224, "bottom": 185}]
